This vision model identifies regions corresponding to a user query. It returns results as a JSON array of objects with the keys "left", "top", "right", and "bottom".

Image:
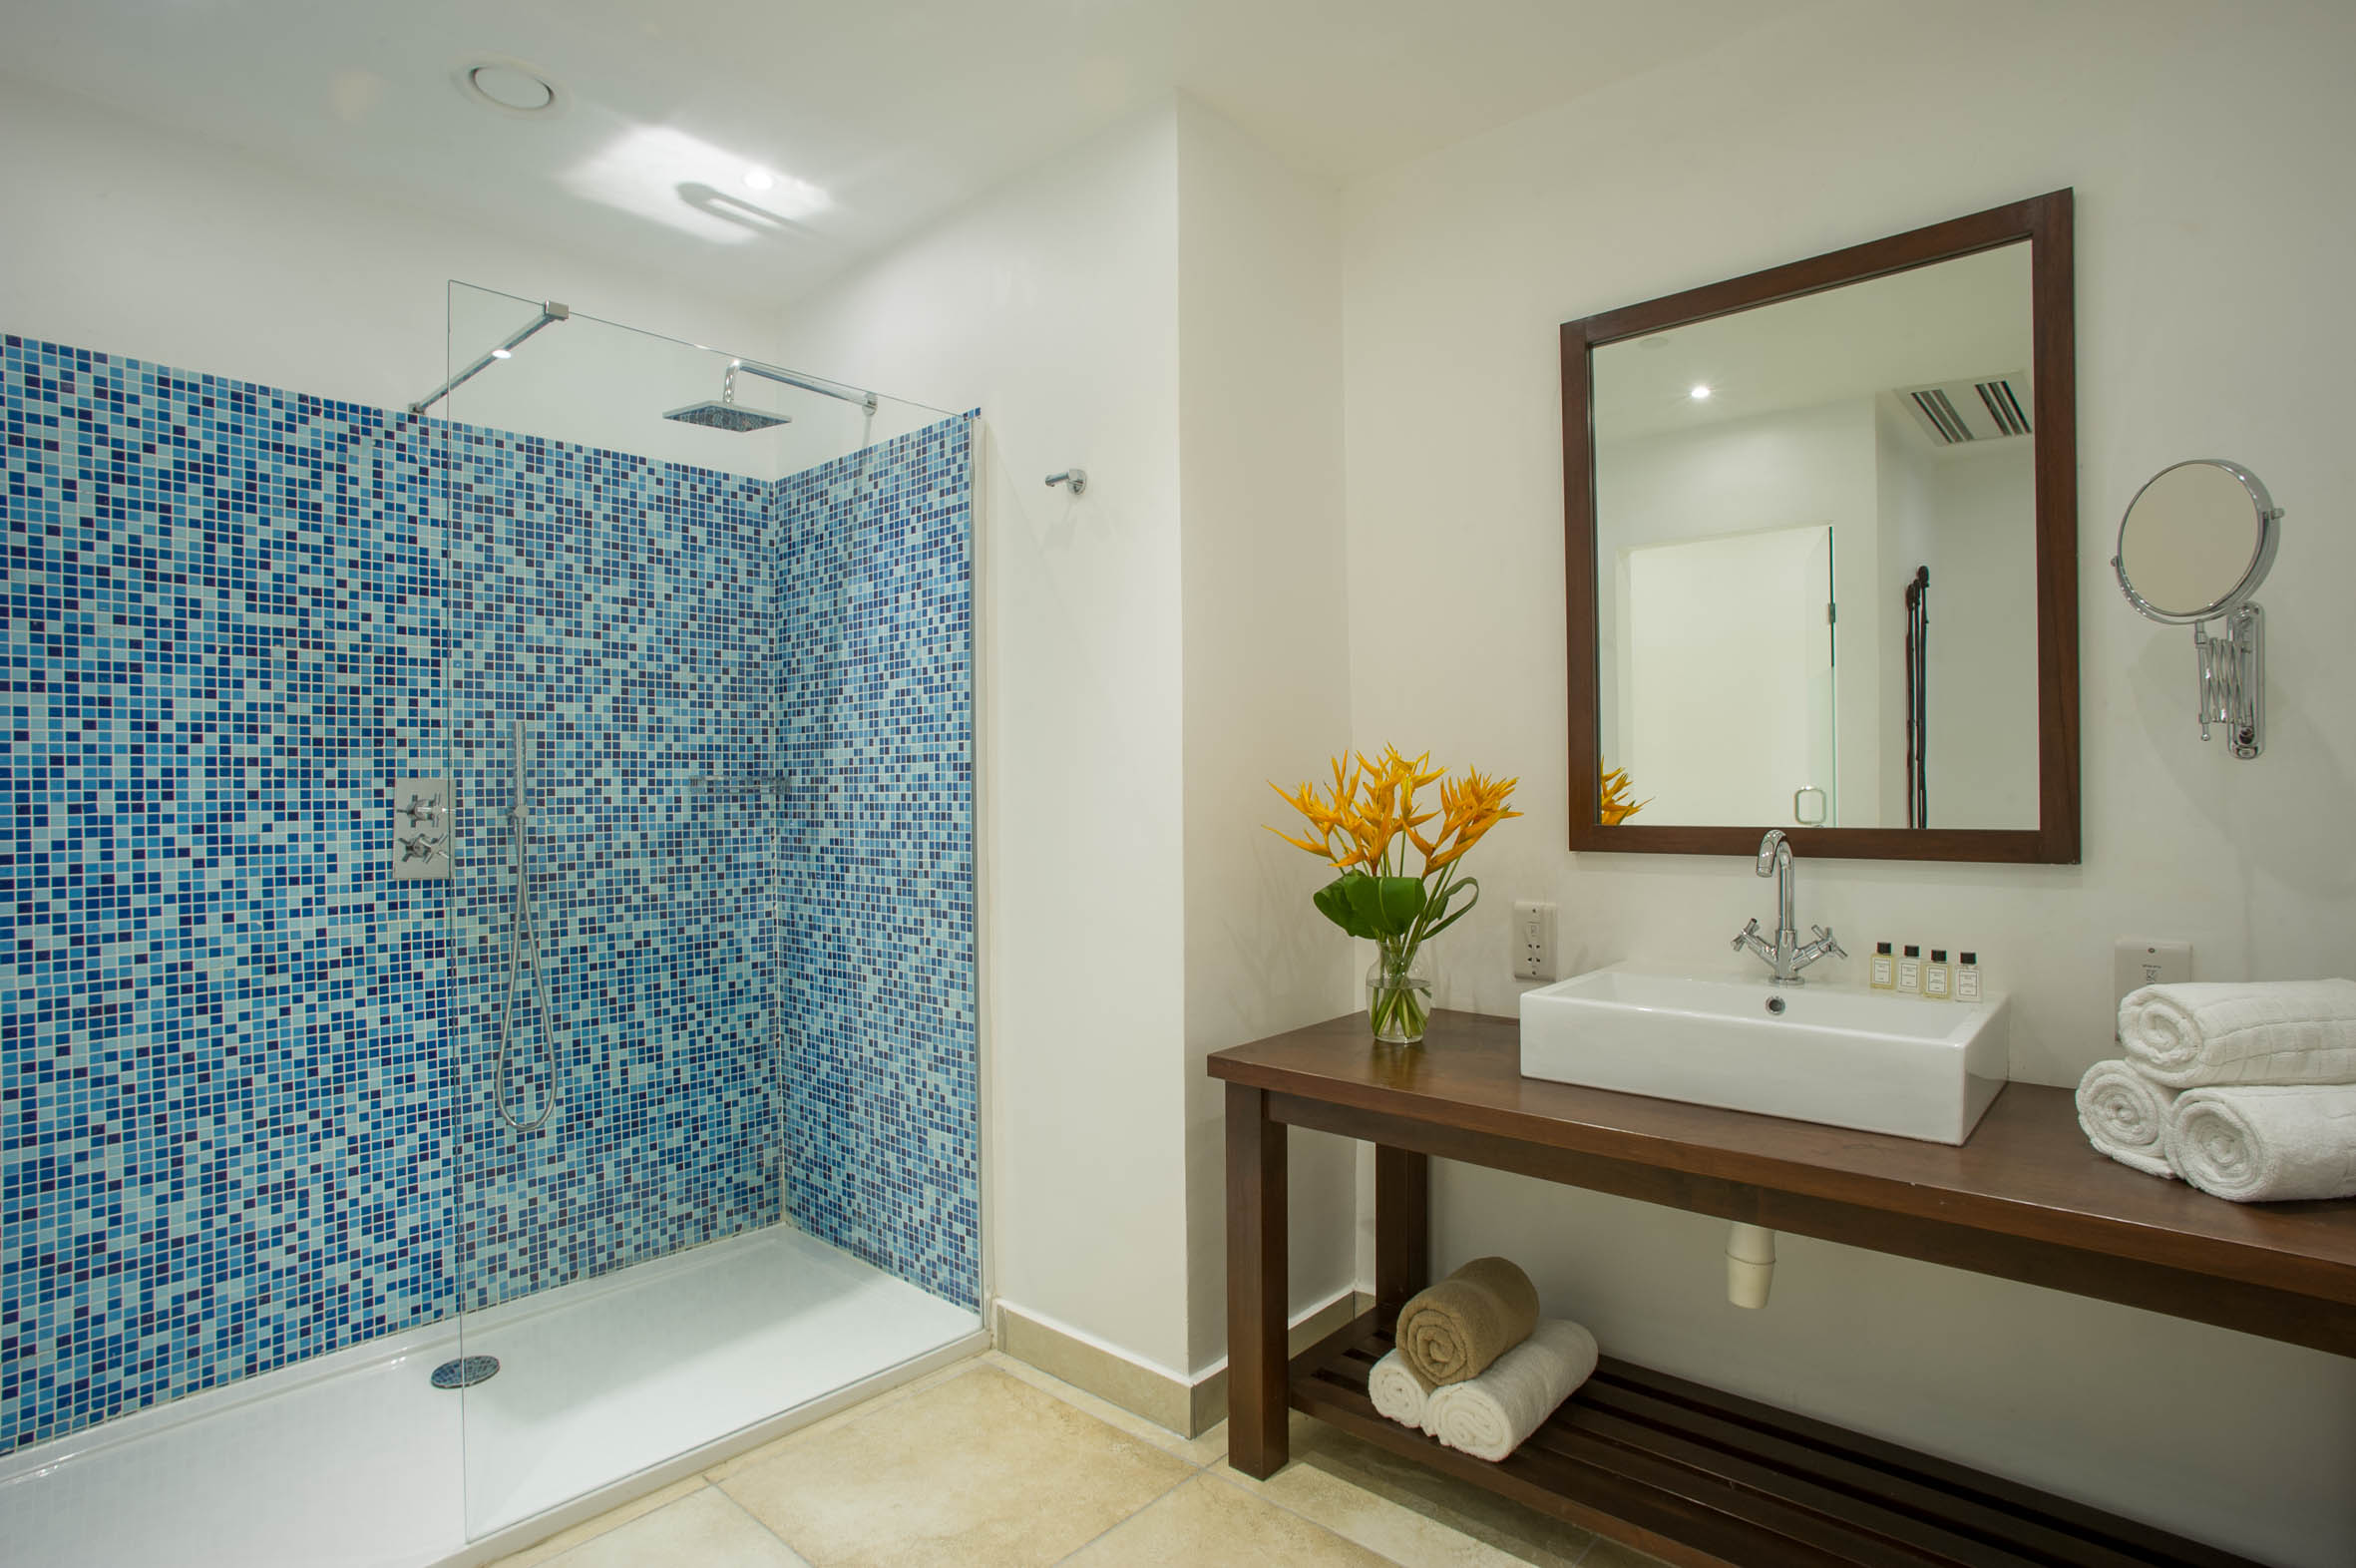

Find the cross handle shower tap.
[{"left": 1732, "top": 829, "right": 1846, "bottom": 984}]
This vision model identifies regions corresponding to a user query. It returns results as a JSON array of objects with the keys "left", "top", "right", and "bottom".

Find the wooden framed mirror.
[{"left": 1562, "top": 190, "right": 2079, "bottom": 864}]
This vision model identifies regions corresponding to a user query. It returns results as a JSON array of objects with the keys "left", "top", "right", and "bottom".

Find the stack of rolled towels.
[
  {"left": 1367, "top": 1257, "right": 1597, "bottom": 1462},
  {"left": 2079, "top": 979, "right": 2356, "bottom": 1202}
]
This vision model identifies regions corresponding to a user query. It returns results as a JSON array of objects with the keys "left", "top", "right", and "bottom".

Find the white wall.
[
  {"left": 1174, "top": 99, "right": 1360, "bottom": 1375},
  {"left": 0, "top": 80, "right": 776, "bottom": 457},
  {"left": 1874, "top": 399, "right": 1934, "bottom": 826},
  {"left": 1624, "top": 523, "right": 1833, "bottom": 826},
  {"left": 770, "top": 98, "right": 1364, "bottom": 1387},
  {"left": 1339, "top": 1, "right": 2356, "bottom": 1561},
  {"left": 771, "top": 108, "right": 1196, "bottom": 1375},
  {"left": 1926, "top": 441, "right": 2041, "bottom": 829},
  {"left": 1597, "top": 399, "right": 1876, "bottom": 824}
]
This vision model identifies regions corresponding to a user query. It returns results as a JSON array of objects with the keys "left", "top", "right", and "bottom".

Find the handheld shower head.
[{"left": 664, "top": 364, "right": 792, "bottom": 433}]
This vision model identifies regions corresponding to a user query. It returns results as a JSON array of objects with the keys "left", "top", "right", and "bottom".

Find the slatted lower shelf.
[{"left": 1289, "top": 1313, "right": 2256, "bottom": 1568}]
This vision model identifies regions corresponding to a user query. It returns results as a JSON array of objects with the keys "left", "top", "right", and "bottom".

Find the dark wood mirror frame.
[{"left": 1561, "top": 189, "right": 2080, "bottom": 865}]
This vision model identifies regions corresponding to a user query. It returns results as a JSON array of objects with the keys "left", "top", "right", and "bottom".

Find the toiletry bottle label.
[
  {"left": 1956, "top": 953, "right": 1981, "bottom": 1002},
  {"left": 1925, "top": 964, "right": 1951, "bottom": 999},
  {"left": 1870, "top": 952, "right": 1893, "bottom": 989},
  {"left": 1897, "top": 951, "right": 1921, "bottom": 994}
]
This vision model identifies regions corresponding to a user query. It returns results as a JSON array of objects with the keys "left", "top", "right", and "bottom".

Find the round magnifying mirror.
[{"left": 2114, "top": 459, "right": 2279, "bottom": 624}]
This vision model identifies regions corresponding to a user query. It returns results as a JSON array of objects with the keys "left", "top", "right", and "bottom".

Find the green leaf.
[
  {"left": 1315, "top": 871, "right": 1425, "bottom": 939},
  {"left": 1419, "top": 876, "right": 1481, "bottom": 941},
  {"left": 1313, "top": 875, "right": 1378, "bottom": 939}
]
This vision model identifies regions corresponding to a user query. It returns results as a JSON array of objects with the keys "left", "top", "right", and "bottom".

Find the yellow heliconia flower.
[
  {"left": 1599, "top": 762, "right": 1650, "bottom": 827},
  {"left": 1266, "top": 747, "right": 1521, "bottom": 886}
]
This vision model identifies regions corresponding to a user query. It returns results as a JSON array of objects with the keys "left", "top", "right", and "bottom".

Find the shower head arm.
[
  {"left": 408, "top": 301, "right": 571, "bottom": 416},
  {"left": 728, "top": 358, "right": 880, "bottom": 417}
]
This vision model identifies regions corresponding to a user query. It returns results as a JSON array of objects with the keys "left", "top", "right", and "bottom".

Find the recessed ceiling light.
[
  {"left": 1690, "top": 384, "right": 1713, "bottom": 401},
  {"left": 743, "top": 169, "right": 776, "bottom": 192},
  {"left": 460, "top": 60, "right": 561, "bottom": 116}
]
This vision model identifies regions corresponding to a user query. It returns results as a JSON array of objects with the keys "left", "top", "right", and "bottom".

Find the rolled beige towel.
[
  {"left": 1396, "top": 1257, "right": 1540, "bottom": 1386},
  {"left": 2075, "top": 1059, "right": 2177, "bottom": 1179}
]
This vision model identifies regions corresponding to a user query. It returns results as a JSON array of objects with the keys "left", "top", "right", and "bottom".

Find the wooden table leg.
[
  {"left": 1374, "top": 1145, "right": 1430, "bottom": 1332},
  {"left": 1226, "top": 1081, "right": 1288, "bottom": 1477}
]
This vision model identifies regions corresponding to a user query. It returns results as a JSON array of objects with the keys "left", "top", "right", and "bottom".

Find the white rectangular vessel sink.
[{"left": 1520, "top": 969, "right": 2009, "bottom": 1145}]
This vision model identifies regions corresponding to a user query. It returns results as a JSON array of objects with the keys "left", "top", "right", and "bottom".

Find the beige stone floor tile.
[
  {"left": 1060, "top": 1473, "right": 1395, "bottom": 1567},
  {"left": 716, "top": 1364, "right": 1194, "bottom": 1568},
  {"left": 486, "top": 1477, "right": 709, "bottom": 1567},
  {"left": 1216, "top": 1409, "right": 1598, "bottom": 1568},
  {"left": 526, "top": 1485, "right": 809, "bottom": 1567},
  {"left": 705, "top": 1352, "right": 988, "bottom": 1483},
  {"left": 1221, "top": 1456, "right": 1541, "bottom": 1568},
  {"left": 1163, "top": 1411, "right": 1240, "bottom": 1467}
]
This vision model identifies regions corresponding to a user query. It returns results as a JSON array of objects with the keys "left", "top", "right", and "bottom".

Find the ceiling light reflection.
[{"left": 564, "top": 127, "right": 827, "bottom": 245}]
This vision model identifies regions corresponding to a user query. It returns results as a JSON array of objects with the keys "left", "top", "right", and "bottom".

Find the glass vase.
[{"left": 1367, "top": 939, "right": 1435, "bottom": 1045}]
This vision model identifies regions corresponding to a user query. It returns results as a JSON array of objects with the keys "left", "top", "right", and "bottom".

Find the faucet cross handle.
[
  {"left": 1810, "top": 925, "right": 1847, "bottom": 960},
  {"left": 1732, "top": 917, "right": 1762, "bottom": 953}
]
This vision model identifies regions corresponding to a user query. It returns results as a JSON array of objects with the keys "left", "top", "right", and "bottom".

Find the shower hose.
[{"left": 496, "top": 717, "right": 563, "bottom": 1132}]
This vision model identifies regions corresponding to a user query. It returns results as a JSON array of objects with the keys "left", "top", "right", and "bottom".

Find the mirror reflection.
[
  {"left": 2117, "top": 461, "right": 2272, "bottom": 621},
  {"left": 1593, "top": 242, "right": 2038, "bottom": 830}
]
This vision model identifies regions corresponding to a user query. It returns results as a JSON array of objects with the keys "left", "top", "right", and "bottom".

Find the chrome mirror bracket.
[{"left": 2194, "top": 603, "right": 2263, "bottom": 760}]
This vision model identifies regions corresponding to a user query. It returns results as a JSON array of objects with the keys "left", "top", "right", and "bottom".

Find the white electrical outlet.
[
  {"left": 1512, "top": 901, "right": 1556, "bottom": 980},
  {"left": 2115, "top": 938, "right": 2191, "bottom": 1007}
]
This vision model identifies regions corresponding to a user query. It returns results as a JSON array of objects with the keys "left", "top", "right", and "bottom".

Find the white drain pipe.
[{"left": 1726, "top": 1223, "right": 1776, "bottom": 1309}]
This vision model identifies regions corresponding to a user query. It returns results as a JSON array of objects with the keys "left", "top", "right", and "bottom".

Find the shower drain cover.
[{"left": 431, "top": 1355, "right": 502, "bottom": 1390}]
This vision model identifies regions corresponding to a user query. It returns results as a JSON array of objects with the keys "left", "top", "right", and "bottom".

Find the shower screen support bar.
[
  {"left": 409, "top": 300, "right": 571, "bottom": 414},
  {"left": 730, "top": 357, "right": 880, "bottom": 416}
]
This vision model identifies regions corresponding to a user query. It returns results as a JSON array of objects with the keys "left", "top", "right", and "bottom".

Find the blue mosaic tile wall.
[
  {"left": 775, "top": 417, "right": 979, "bottom": 1308},
  {"left": 443, "top": 429, "right": 783, "bottom": 1309},
  {"left": 1, "top": 333, "right": 980, "bottom": 1452},
  {"left": 2, "top": 339, "right": 452, "bottom": 1451}
]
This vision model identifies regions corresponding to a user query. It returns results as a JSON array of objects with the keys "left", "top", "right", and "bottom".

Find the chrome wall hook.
[{"left": 1044, "top": 468, "right": 1087, "bottom": 496}]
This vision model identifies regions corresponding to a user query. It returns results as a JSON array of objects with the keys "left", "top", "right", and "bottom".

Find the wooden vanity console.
[{"left": 1212, "top": 1009, "right": 2356, "bottom": 1567}]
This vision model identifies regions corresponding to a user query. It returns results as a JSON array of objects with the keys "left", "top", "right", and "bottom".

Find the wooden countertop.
[{"left": 1209, "top": 1009, "right": 2356, "bottom": 1320}]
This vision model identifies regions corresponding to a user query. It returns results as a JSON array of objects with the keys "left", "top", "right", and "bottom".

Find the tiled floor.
[{"left": 489, "top": 1352, "right": 1670, "bottom": 1568}]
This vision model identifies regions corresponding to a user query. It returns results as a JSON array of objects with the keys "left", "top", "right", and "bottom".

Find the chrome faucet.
[{"left": 1732, "top": 829, "right": 1846, "bottom": 984}]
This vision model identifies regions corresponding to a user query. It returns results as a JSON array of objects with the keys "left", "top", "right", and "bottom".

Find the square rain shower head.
[{"left": 663, "top": 400, "right": 793, "bottom": 432}]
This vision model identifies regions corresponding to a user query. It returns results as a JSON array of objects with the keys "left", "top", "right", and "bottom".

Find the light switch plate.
[
  {"left": 2115, "top": 938, "right": 2191, "bottom": 1007},
  {"left": 1512, "top": 901, "right": 1556, "bottom": 981}
]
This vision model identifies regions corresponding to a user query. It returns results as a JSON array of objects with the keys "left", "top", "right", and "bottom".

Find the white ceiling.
[{"left": 0, "top": 0, "right": 1812, "bottom": 307}]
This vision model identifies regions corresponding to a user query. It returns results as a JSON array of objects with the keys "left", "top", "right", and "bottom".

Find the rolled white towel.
[
  {"left": 2165, "top": 1085, "right": 2356, "bottom": 1203},
  {"left": 2119, "top": 980, "right": 2356, "bottom": 1088},
  {"left": 1368, "top": 1349, "right": 1434, "bottom": 1429},
  {"left": 1421, "top": 1319, "right": 1598, "bottom": 1461},
  {"left": 2075, "top": 1059, "right": 2178, "bottom": 1179}
]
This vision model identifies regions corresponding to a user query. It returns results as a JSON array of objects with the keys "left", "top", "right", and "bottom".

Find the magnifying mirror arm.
[
  {"left": 2193, "top": 603, "right": 2264, "bottom": 761},
  {"left": 2114, "top": 460, "right": 2279, "bottom": 764}
]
